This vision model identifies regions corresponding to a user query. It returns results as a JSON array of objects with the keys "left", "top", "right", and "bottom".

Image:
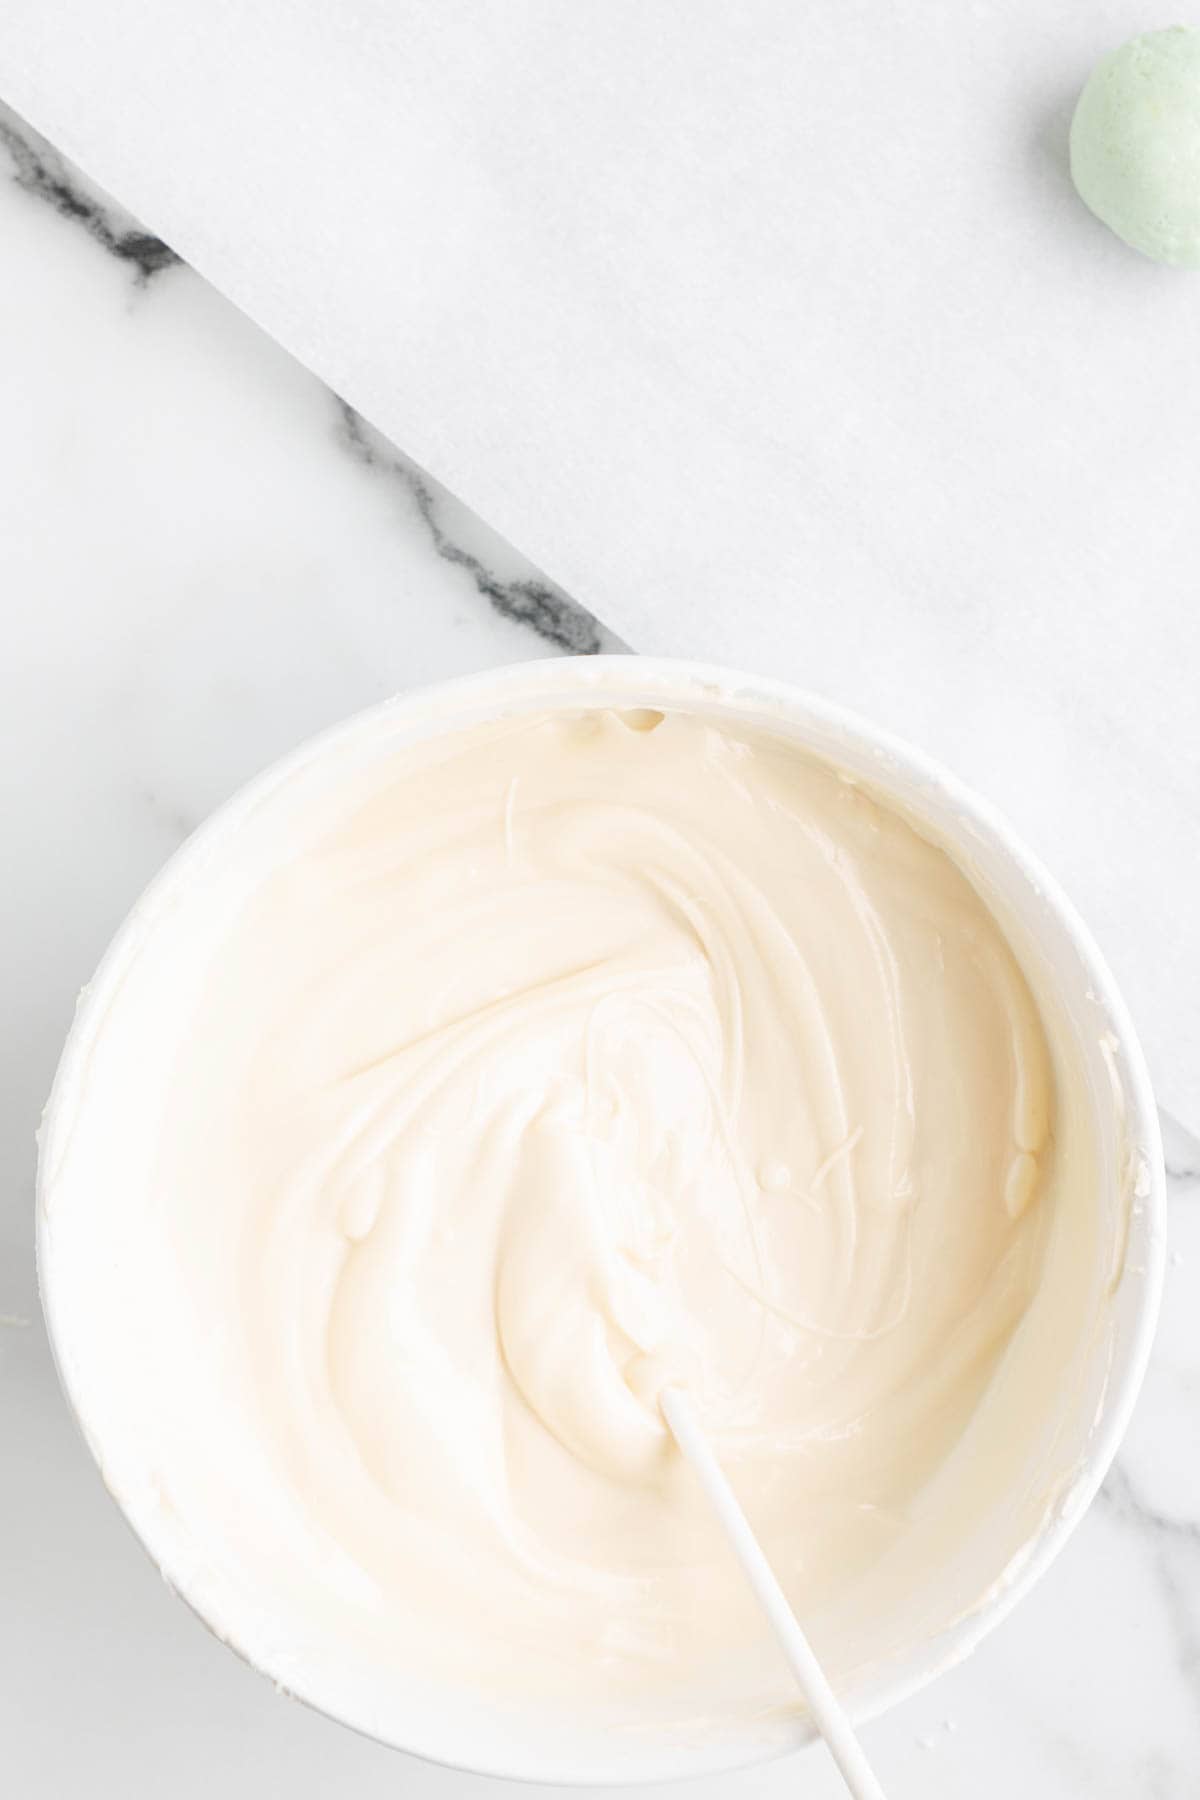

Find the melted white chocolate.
[{"left": 46, "top": 703, "right": 1104, "bottom": 1740}]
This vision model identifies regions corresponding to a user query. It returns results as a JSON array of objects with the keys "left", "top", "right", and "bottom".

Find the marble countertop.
[{"left": 1, "top": 101, "right": 1197, "bottom": 1800}]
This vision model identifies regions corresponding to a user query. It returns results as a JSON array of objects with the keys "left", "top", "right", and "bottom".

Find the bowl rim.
[{"left": 36, "top": 653, "right": 1166, "bottom": 1785}]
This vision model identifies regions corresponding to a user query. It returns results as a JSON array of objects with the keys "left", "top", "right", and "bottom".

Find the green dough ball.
[{"left": 1070, "top": 26, "right": 1200, "bottom": 268}]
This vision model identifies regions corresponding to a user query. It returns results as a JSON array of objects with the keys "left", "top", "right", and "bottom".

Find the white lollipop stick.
[{"left": 660, "top": 1385, "right": 889, "bottom": 1800}]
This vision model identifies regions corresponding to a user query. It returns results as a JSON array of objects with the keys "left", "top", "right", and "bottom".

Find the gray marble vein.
[
  {"left": 1100, "top": 1461, "right": 1200, "bottom": 1735},
  {"left": 0, "top": 94, "right": 619, "bottom": 662},
  {"left": 0, "top": 99, "right": 177, "bottom": 280},
  {"left": 1102, "top": 1459, "right": 1200, "bottom": 1552},
  {"left": 335, "top": 400, "right": 623, "bottom": 657},
  {"left": 1160, "top": 1113, "right": 1200, "bottom": 1185}
]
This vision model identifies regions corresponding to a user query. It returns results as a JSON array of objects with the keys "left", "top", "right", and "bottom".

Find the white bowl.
[{"left": 37, "top": 656, "right": 1165, "bottom": 1784}]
